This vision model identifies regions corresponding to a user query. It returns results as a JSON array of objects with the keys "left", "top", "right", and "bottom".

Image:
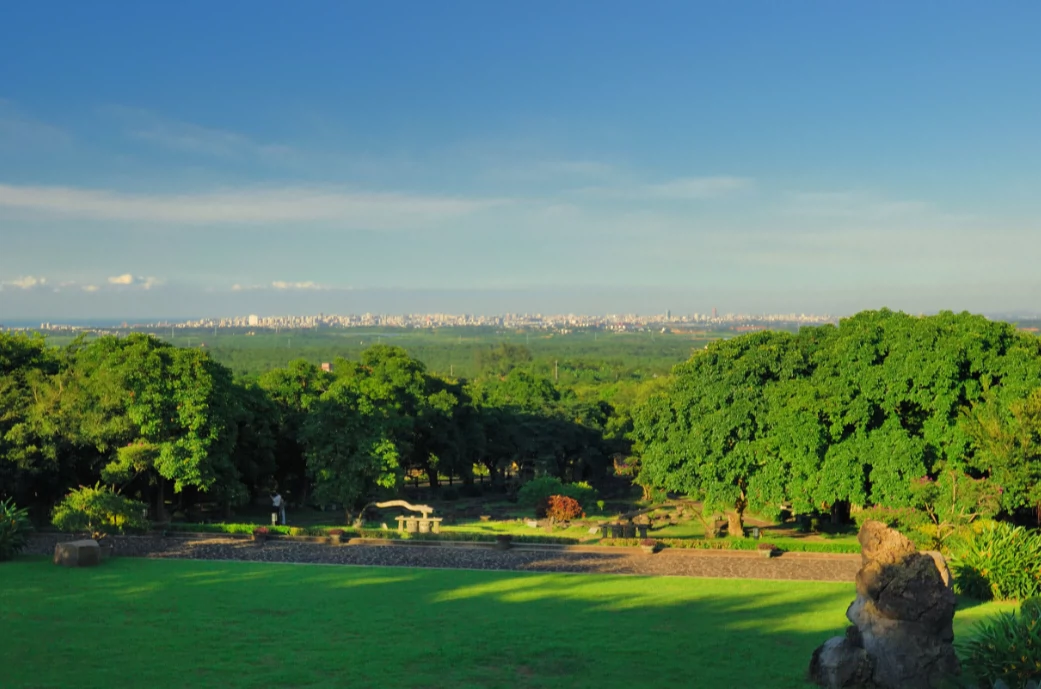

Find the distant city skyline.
[
  {"left": 2, "top": 3, "right": 1040, "bottom": 317},
  {"left": 4, "top": 284, "right": 1041, "bottom": 324},
  {"left": 8, "top": 305, "right": 1041, "bottom": 333},
  {"left": 22, "top": 309, "right": 839, "bottom": 330}
]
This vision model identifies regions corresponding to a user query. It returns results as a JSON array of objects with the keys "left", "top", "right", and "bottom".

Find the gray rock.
[
  {"left": 808, "top": 521, "right": 959, "bottom": 689},
  {"left": 808, "top": 636, "right": 873, "bottom": 688},
  {"left": 53, "top": 539, "right": 101, "bottom": 567}
]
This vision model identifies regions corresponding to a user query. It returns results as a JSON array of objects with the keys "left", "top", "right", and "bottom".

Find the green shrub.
[
  {"left": 517, "top": 476, "right": 596, "bottom": 509},
  {"left": 440, "top": 487, "right": 460, "bottom": 501},
  {"left": 52, "top": 485, "right": 149, "bottom": 540},
  {"left": 0, "top": 498, "right": 33, "bottom": 561},
  {"left": 953, "top": 522, "right": 1041, "bottom": 601},
  {"left": 958, "top": 599, "right": 1041, "bottom": 688},
  {"left": 545, "top": 495, "right": 583, "bottom": 521}
]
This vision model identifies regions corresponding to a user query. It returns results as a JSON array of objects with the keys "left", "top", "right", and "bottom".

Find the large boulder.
[
  {"left": 808, "top": 521, "right": 959, "bottom": 689},
  {"left": 53, "top": 539, "right": 101, "bottom": 567}
]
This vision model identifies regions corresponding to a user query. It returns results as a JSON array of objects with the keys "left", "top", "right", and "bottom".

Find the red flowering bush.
[
  {"left": 252, "top": 526, "right": 270, "bottom": 536},
  {"left": 545, "top": 495, "right": 582, "bottom": 521}
]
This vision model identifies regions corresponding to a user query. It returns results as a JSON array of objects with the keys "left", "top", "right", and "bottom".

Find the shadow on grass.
[{"left": 1, "top": 555, "right": 860, "bottom": 689}]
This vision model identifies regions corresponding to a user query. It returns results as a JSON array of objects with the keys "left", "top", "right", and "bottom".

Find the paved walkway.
[{"left": 29, "top": 534, "right": 861, "bottom": 581}]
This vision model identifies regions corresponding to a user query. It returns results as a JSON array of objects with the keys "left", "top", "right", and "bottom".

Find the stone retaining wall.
[{"left": 26, "top": 534, "right": 859, "bottom": 581}]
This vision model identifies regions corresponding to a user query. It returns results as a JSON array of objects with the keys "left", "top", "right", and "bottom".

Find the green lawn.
[{"left": 0, "top": 557, "right": 1013, "bottom": 689}]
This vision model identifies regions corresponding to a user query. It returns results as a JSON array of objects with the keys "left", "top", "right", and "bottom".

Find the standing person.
[{"left": 271, "top": 491, "right": 286, "bottom": 526}]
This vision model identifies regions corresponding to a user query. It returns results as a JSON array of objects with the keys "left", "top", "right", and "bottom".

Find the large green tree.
[
  {"left": 632, "top": 330, "right": 807, "bottom": 534},
  {"left": 632, "top": 310, "right": 1041, "bottom": 530},
  {"left": 300, "top": 377, "right": 399, "bottom": 522}
]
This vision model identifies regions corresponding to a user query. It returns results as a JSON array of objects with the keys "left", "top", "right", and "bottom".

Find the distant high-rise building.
[
  {"left": 666, "top": 309, "right": 671, "bottom": 320},
  {"left": 712, "top": 307, "right": 718, "bottom": 318},
  {"left": 248, "top": 314, "right": 259, "bottom": 326}
]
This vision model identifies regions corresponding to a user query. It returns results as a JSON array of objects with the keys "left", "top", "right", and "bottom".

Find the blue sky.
[{"left": 2, "top": 1, "right": 1040, "bottom": 320}]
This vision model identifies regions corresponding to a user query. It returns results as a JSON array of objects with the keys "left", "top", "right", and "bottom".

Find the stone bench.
[
  {"left": 599, "top": 523, "right": 648, "bottom": 539},
  {"left": 395, "top": 516, "right": 443, "bottom": 534},
  {"left": 54, "top": 539, "right": 101, "bottom": 567}
]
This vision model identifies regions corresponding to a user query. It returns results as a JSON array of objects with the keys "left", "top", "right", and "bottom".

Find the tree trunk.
[
  {"left": 155, "top": 478, "right": 167, "bottom": 522},
  {"left": 426, "top": 465, "right": 440, "bottom": 489},
  {"left": 727, "top": 510, "right": 745, "bottom": 538}
]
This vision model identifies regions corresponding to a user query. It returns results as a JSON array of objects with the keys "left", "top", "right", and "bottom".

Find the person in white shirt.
[{"left": 271, "top": 491, "right": 286, "bottom": 525}]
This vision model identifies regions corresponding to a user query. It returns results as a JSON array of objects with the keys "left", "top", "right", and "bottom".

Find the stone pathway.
[{"left": 26, "top": 534, "right": 860, "bottom": 582}]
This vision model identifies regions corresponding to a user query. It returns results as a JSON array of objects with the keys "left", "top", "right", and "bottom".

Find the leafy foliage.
[
  {"left": 51, "top": 484, "right": 149, "bottom": 540},
  {"left": 958, "top": 599, "right": 1041, "bottom": 689},
  {"left": 952, "top": 522, "right": 1041, "bottom": 601},
  {"left": 0, "top": 498, "right": 32, "bottom": 561}
]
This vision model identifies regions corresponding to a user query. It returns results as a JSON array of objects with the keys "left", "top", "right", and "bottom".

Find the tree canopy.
[{"left": 632, "top": 310, "right": 1041, "bottom": 532}]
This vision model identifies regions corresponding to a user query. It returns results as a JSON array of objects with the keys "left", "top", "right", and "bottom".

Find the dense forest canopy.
[
  {"left": 0, "top": 334, "right": 622, "bottom": 522},
  {"left": 2, "top": 309, "right": 1039, "bottom": 532}
]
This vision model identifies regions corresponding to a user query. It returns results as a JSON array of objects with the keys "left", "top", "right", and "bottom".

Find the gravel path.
[{"left": 28, "top": 534, "right": 860, "bottom": 582}]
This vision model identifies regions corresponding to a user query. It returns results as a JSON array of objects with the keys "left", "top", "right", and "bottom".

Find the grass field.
[{"left": 0, "top": 557, "right": 1012, "bottom": 689}]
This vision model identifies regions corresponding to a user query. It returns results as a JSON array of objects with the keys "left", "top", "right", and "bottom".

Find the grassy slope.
[{"left": 0, "top": 558, "right": 1013, "bottom": 689}]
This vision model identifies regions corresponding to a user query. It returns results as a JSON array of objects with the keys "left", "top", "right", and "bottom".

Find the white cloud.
[
  {"left": 107, "top": 274, "right": 161, "bottom": 289},
  {"left": 82, "top": 285, "right": 99, "bottom": 293},
  {"left": 643, "top": 176, "right": 753, "bottom": 199},
  {"left": 271, "top": 281, "right": 326, "bottom": 291},
  {"left": 0, "top": 275, "right": 47, "bottom": 290},
  {"left": 0, "top": 183, "right": 502, "bottom": 228}
]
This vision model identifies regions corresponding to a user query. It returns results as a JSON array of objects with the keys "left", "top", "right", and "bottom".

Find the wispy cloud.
[
  {"left": 0, "top": 100, "right": 72, "bottom": 148},
  {"left": 101, "top": 105, "right": 295, "bottom": 161},
  {"left": 572, "top": 175, "right": 754, "bottom": 201},
  {"left": 0, "top": 183, "right": 502, "bottom": 228},
  {"left": 107, "top": 274, "right": 161, "bottom": 289},
  {"left": 781, "top": 190, "right": 953, "bottom": 221},
  {"left": 643, "top": 176, "right": 753, "bottom": 199},
  {"left": 0, "top": 275, "right": 48, "bottom": 290},
  {"left": 484, "top": 159, "right": 619, "bottom": 184}
]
